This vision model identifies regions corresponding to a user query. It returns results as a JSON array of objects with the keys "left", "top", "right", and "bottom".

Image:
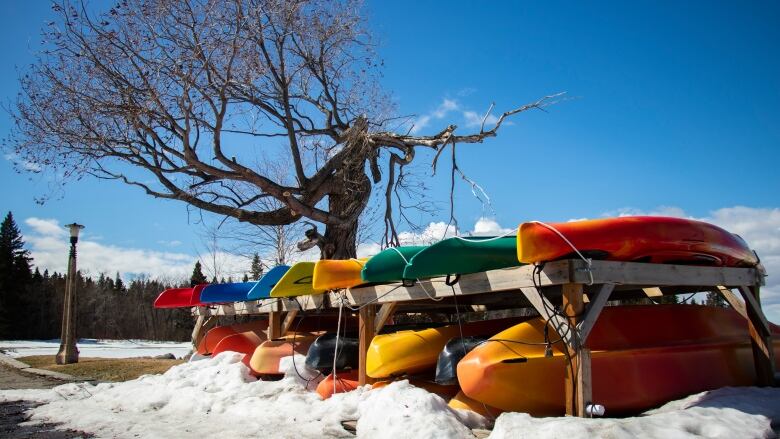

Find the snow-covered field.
[
  {"left": 0, "top": 351, "right": 778, "bottom": 438},
  {"left": 0, "top": 339, "right": 192, "bottom": 359}
]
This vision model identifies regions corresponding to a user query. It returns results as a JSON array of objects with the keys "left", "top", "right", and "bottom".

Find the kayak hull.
[
  {"left": 316, "top": 370, "right": 360, "bottom": 399},
  {"left": 199, "top": 320, "right": 270, "bottom": 355},
  {"left": 517, "top": 216, "right": 758, "bottom": 267},
  {"left": 212, "top": 331, "right": 267, "bottom": 374},
  {"left": 403, "top": 236, "right": 520, "bottom": 280},
  {"left": 246, "top": 265, "right": 290, "bottom": 300},
  {"left": 312, "top": 258, "right": 368, "bottom": 290},
  {"left": 361, "top": 246, "right": 426, "bottom": 283},
  {"left": 200, "top": 282, "right": 257, "bottom": 304},
  {"left": 248, "top": 334, "right": 319, "bottom": 375},
  {"left": 458, "top": 305, "right": 780, "bottom": 416},
  {"left": 154, "top": 284, "right": 208, "bottom": 308},
  {"left": 270, "top": 262, "right": 325, "bottom": 297}
]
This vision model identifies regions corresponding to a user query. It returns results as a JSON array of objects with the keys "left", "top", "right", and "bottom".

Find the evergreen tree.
[
  {"left": 250, "top": 253, "right": 264, "bottom": 280},
  {"left": 190, "top": 260, "right": 207, "bottom": 286},
  {"left": 0, "top": 212, "right": 32, "bottom": 337},
  {"left": 114, "top": 272, "right": 125, "bottom": 291},
  {"left": 242, "top": 273, "right": 249, "bottom": 283},
  {"left": 705, "top": 291, "right": 727, "bottom": 307}
]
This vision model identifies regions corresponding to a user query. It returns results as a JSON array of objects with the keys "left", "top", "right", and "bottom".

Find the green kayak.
[
  {"left": 361, "top": 246, "right": 427, "bottom": 283},
  {"left": 402, "top": 236, "right": 520, "bottom": 280}
]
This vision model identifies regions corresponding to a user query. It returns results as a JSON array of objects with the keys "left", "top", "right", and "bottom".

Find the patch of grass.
[{"left": 18, "top": 356, "right": 185, "bottom": 382}]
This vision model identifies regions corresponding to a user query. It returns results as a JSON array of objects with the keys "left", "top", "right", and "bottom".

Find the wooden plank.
[
  {"left": 562, "top": 283, "right": 588, "bottom": 417},
  {"left": 572, "top": 260, "right": 758, "bottom": 287},
  {"left": 578, "top": 284, "right": 614, "bottom": 344},
  {"left": 280, "top": 310, "right": 299, "bottom": 336},
  {"left": 518, "top": 287, "right": 575, "bottom": 347},
  {"left": 374, "top": 303, "right": 398, "bottom": 333},
  {"left": 190, "top": 315, "right": 217, "bottom": 350},
  {"left": 268, "top": 301, "right": 282, "bottom": 339},
  {"left": 714, "top": 286, "right": 748, "bottom": 320},
  {"left": 642, "top": 287, "right": 663, "bottom": 297},
  {"left": 358, "top": 304, "right": 377, "bottom": 386},
  {"left": 576, "top": 348, "right": 592, "bottom": 418},
  {"left": 737, "top": 286, "right": 776, "bottom": 386},
  {"left": 340, "top": 261, "right": 573, "bottom": 305}
]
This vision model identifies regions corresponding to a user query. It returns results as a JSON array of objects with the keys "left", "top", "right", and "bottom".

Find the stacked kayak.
[
  {"left": 457, "top": 305, "right": 780, "bottom": 416},
  {"left": 154, "top": 284, "right": 208, "bottom": 308},
  {"left": 247, "top": 265, "right": 290, "bottom": 299},
  {"left": 313, "top": 258, "right": 368, "bottom": 290}
]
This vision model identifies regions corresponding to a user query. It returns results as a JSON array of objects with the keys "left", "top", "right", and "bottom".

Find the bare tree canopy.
[{"left": 7, "top": 0, "right": 558, "bottom": 259}]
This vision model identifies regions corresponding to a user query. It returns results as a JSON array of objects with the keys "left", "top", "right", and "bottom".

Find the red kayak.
[
  {"left": 517, "top": 216, "right": 758, "bottom": 267},
  {"left": 154, "top": 284, "right": 209, "bottom": 308}
]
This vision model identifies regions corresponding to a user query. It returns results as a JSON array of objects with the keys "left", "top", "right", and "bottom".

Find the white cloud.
[
  {"left": 471, "top": 217, "right": 515, "bottom": 236},
  {"left": 463, "top": 110, "right": 499, "bottom": 128},
  {"left": 410, "top": 99, "right": 460, "bottom": 134},
  {"left": 157, "top": 240, "right": 183, "bottom": 247},
  {"left": 26, "top": 218, "right": 67, "bottom": 237}
]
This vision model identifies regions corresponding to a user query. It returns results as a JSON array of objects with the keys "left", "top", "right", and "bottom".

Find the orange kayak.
[
  {"left": 458, "top": 305, "right": 780, "bottom": 416},
  {"left": 248, "top": 334, "right": 319, "bottom": 375},
  {"left": 448, "top": 391, "right": 503, "bottom": 419},
  {"left": 317, "top": 370, "right": 360, "bottom": 399},
  {"left": 312, "top": 258, "right": 368, "bottom": 290},
  {"left": 517, "top": 216, "right": 758, "bottom": 267},
  {"left": 372, "top": 379, "right": 459, "bottom": 400},
  {"left": 212, "top": 331, "right": 267, "bottom": 374},
  {"left": 198, "top": 320, "right": 270, "bottom": 355}
]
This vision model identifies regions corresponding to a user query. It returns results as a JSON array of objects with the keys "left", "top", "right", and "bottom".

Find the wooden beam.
[
  {"left": 268, "top": 301, "right": 282, "bottom": 339},
  {"left": 190, "top": 314, "right": 217, "bottom": 351},
  {"left": 737, "top": 286, "right": 776, "bottom": 386},
  {"left": 578, "top": 284, "right": 614, "bottom": 344},
  {"left": 714, "top": 286, "right": 748, "bottom": 320},
  {"left": 518, "top": 287, "right": 575, "bottom": 347},
  {"left": 358, "top": 304, "right": 377, "bottom": 386},
  {"left": 374, "top": 303, "right": 397, "bottom": 333},
  {"left": 571, "top": 259, "right": 758, "bottom": 287},
  {"left": 562, "top": 283, "right": 589, "bottom": 417},
  {"left": 642, "top": 287, "right": 663, "bottom": 297},
  {"left": 280, "top": 310, "right": 299, "bottom": 336}
]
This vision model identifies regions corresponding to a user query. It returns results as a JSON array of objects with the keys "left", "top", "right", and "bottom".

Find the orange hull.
[
  {"left": 248, "top": 334, "right": 319, "bottom": 375},
  {"left": 448, "top": 391, "right": 503, "bottom": 419},
  {"left": 198, "top": 320, "right": 270, "bottom": 355},
  {"left": 317, "top": 370, "right": 360, "bottom": 399},
  {"left": 517, "top": 216, "right": 758, "bottom": 267},
  {"left": 372, "top": 379, "right": 459, "bottom": 400},
  {"left": 212, "top": 331, "right": 267, "bottom": 374},
  {"left": 312, "top": 258, "right": 368, "bottom": 290},
  {"left": 458, "top": 305, "right": 780, "bottom": 416}
]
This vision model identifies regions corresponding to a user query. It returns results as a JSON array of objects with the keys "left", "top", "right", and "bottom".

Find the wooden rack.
[{"left": 192, "top": 259, "right": 776, "bottom": 417}]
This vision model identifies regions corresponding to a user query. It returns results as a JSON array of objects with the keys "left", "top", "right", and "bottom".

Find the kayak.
[
  {"left": 153, "top": 284, "right": 208, "bottom": 308},
  {"left": 316, "top": 370, "right": 360, "bottom": 399},
  {"left": 517, "top": 216, "right": 759, "bottom": 267},
  {"left": 198, "top": 320, "right": 270, "bottom": 355},
  {"left": 361, "top": 246, "right": 426, "bottom": 283},
  {"left": 270, "top": 262, "right": 326, "bottom": 297},
  {"left": 248, "top": 333, "right": 320, "bottom": 375},
  {"left": 305, "top": 333, "right": 360, "bottom": 371},
  {"left": 366, "top": 318, "right": 527, "bottom": 379},
  {"left": 312, "top": 258, "right": 369, "bottom": 290},
  {"left": 211, "top": 331, "right": 267, "bottom": 374},
  {"left": 457, "top": 305, "right": 780, "bottom": 416},
  {"left": 403, "top": 236, "right": 520, "bottom": 280},
  {"left": 448, "top": 391, "right": 503, "bottom": 418},
  {"left": 200, "top": 282, "right": 257, "bottom": 304},
  {"left": 372, "top": 379, "right": 459, "bottom": 400},
  {"left": 247, "top": 265, "right": 290, "bottom": 300},
  {"left": 435, "top": 336, "right": 488, "bottom": 385}
]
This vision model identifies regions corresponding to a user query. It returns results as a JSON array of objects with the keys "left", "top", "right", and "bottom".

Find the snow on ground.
[
  {"left": 1, "top": 352, "right": 779, "bottom": 439},
  {"left": 0, "top": 339, "right": 192, "bottom": 359}
]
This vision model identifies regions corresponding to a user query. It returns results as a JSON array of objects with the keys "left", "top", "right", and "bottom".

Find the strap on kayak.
[{"left": 529, "top": 221, "right": 593, "bottom": 285}]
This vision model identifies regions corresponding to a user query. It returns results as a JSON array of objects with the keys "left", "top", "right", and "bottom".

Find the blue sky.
[{"left": 1, "top": 1, "right": 779, "bottom": 318}]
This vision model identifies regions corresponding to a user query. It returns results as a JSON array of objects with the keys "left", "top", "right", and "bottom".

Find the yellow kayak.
[
  {"left": 248, "top": 333, "right": 319, "bottom": 375},
  {"left": 312, "top": 258, "right": 368, "bottom": 290},
  {"left": 269, "top": 262, "right": 326, "bottom": 297},
  {"left": 366, "top": 318, "right": 524, "bottom": 378}
]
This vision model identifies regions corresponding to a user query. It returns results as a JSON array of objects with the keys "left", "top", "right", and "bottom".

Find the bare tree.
[{"left": 8, "top": 0, "right": 558, "bottom": 259}]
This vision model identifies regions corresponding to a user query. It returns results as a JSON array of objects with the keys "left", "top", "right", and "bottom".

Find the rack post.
[
  {"left": 359, "top": 304, "right": 377, "bottom": 386},
  {"left": 268, "top": 301, "right": 282, "bottom": 339},
  {"left": 562, "top": 282, "right": 590, "bottom": 417},
  {"left": 738, "top": 286, "right": 777, "bottom": 386}
]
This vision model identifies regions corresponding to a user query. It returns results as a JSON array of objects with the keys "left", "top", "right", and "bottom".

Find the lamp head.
[{"left": 65, "top": 223, "right": 85, "bottom": 243}]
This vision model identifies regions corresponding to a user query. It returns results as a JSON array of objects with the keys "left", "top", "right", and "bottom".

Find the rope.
[
  {"left": 333, "top": 298, "right": 344, "bottom": 396},
  {"left": 529, "top": 221, "right": 593, "bottom": 285}
]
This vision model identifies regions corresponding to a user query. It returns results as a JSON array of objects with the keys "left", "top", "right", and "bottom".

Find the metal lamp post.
[{"left": 55, "top": 223, "right": 84, "bottom": 365}]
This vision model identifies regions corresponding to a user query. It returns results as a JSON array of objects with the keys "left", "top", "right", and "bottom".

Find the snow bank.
[
  {"left": 0, "top": 339, "right": 192, "bottom": 359},
  {"left": 1, "top": 353, "right": 779, "bottom": 439},
  {"left": 489, "top": 387, "right": 780, "bottom": 439}
]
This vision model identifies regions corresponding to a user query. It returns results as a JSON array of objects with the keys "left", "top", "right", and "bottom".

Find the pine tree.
[
  {"left": 250, "top": 253, "right": 264, "bottom": 280},
  {"left": 0, "top": 212, "right": 33, "bottom": 337},
  {"left": 242, "top": 273, "right": 249, "bottom": 283},
  {"left": 705, "top": 291, "right": 727, "bottom": 307},
  {"left": 190, "top": 260, "right": 207, "bottom": 286},
  {"left": 114, "top": 272, "right": 125, "bottom": 292}
]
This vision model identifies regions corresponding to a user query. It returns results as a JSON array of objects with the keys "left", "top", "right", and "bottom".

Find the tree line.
[{"left": 0, "top": 212, "right": 194, "bottom": 341}]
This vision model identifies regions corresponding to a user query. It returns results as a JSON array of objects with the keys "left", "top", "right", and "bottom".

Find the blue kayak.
[
  {"left": 200, "top": 282, "right": 257, "bottom": 304},
  {"left": 246, "top": 265, "right": 290, "bottom": 300}
]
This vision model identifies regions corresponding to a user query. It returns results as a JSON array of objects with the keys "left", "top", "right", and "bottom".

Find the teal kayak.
[
  {"left": 361, "top": 246, "right": 427, "bottom": 283},
  {"left": 402, "top": 236, "right": 520, "bottom": 280}
]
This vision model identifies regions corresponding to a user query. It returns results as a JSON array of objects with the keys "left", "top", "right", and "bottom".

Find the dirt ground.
[{"left": 0, "top": 363, "right": 92, "bottom": 438}]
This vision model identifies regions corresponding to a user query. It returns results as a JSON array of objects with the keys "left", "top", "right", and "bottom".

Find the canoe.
[
  {"left": 312, "top": 258, "right": 368, "bottom": 290},
  {"left": 305, "top": 333, "right": 360, "bottom": 371},
  {"left": 153, "top": 284, "right": 208, "bottom": 308},
  {"left": 212, "top": 331, "right": 267, "bottom": 374},
  {"left": 366, "top": 317, "right": 526, "bottom": 378},
  {"left": 435, "top": 336, "right": 488, "bottom": 385},
  {"left": 361, "top": 246, "right": 426, "bottom": 283},
  {"left": 448, "top": 391, "right": 503, "bottom": 418},
  {"left": 248, "top": 333, "right": 319, "bottom": 375},
  {"left": 270, "top": 262, "right": 326, "bottom": 297},
  {"left": 247, "top": 265, "right": 290, "bottom": 300},
  {"left": 517, "top": 216, "right": 758, "bottom": 267},
  {"left": 316, "top": 370, "right": 360, "bottom": 399},
  {"left": 200, "top": 282, "right": 257, "bottom": 304},
  {"left": 403, "top": 236, "right": 520, "bottom": 280},
  {"left": 457, "top": 305, "right": 780, "bottom": 416},
  {"left": 198, "top": 320, "right": 270, "bottom": 355}
]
